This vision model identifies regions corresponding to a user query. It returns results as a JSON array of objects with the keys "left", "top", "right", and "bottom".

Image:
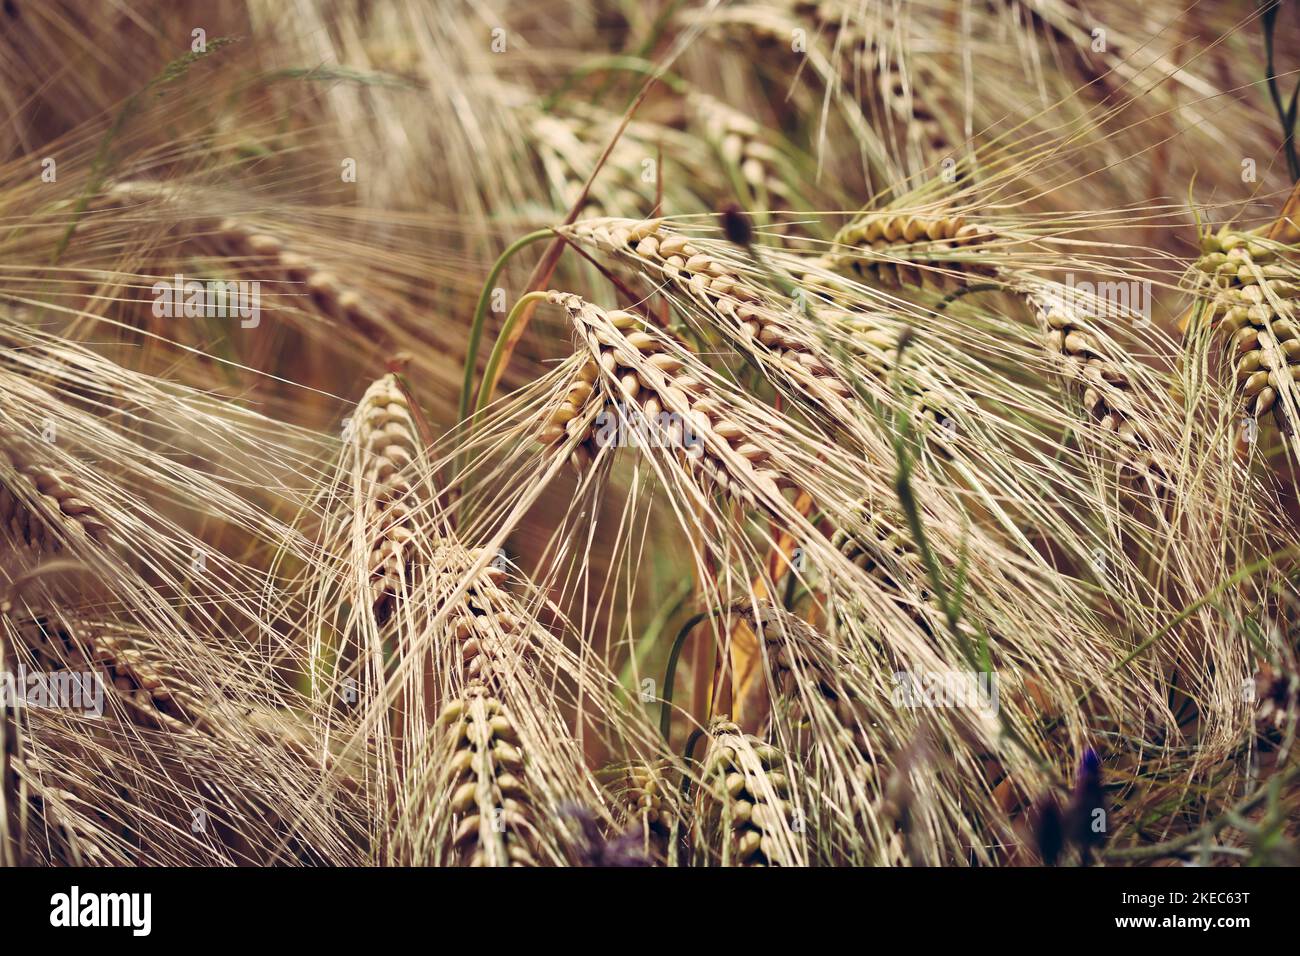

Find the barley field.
[{"left": 0, "top": 0, "right": 1298, "bottom": 869}]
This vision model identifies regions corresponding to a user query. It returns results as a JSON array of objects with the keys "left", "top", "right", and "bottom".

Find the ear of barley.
[
  {"left": 437, "top": 684, "right": 541, "bottom": 866},
  {"left": 622, "top": 759, "right": 678, "bottom": 853},
  {"left": 93, "top": 182, "right": 392, "bottom": 345},
  {"left": 528, "top": 110, "right": 662, "bottom": 218},
  {"left": 685, "top": 1, "right": 944, "bottom": 180},
  {"left": 352, "top": 373, "right": 429, "bottom": 622},
  {"left": 1194, "top": 228, "right": 1300, "bottom": 439},
  {"left": 88, "top": 624, "right": 218, "bottom": 735},
  {"left": 833, "top": 311, "right": 958, "bottom": 448},
  {"left": 568, "top": 219, "right": 857, "bottom": 412},
  {"left": 1030, "top": 291, "right": 1171, "bottom": 487},
  {"left": 211, "top": 218, "right": 391, "bottom": 344},
  {"left": 0, "top": 435, "right": 109, "bottom": 553},
  {"left": 821, "top": 208, "right": 1174, "bottom": 487},
  {"left": 687, "top": 91, "right": 798, "bottom": 210},
  {"left": 550, "top": 290, "right": 787, "bottom": 510},
  {"left": 430, "top": 542, "right": 533, "bottom": 689},
  {"left": 743, "top": 601, "right": 872, "bottom": 753},
  {"left": 537, "top": 356, "right": 607, "bottom": 471},
  {"left": 698, "top": 718, "right": 799, "bottom": 867},
  {"left": 822, "top": 210, "right": 999, "bottom": 291}
]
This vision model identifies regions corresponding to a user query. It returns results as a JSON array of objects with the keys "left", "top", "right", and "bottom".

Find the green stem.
[
  {"left": 473, "top": 291, "right": 551, "bottom": 423},
  {"left": 459, "top": 230, "right": 553, "bottom": 429},
  {"left": 544, "top": 56, "right": 686, "bottom": 111},
  {"left": 661, "top": 611, "right": 710, "bottom": 743}
]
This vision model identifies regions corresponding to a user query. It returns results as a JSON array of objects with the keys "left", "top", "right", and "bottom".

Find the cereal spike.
[
  {"left": 1030, "top": 294, "right": 1171, "bottom": 486},
  {"left": 0, "top": 437, "right": 109, "bottom": 552},
  {"left": 823, "top": 210, "right": 998, "bottom": 290},
  {"left": 552, "top": 291, "right": 787, "bottom": 511},
  {"left": 1195, "top": 230, "right": 1300, "bottom": 444},
  {"left": 439, "top": 684, "right": 541, "bottom": 867},
  {"left": 698, "top": 718, "right": 797, "bottom": 867},
  {"left": 353, "top": 373, "right": 428, "bottom": 621}
]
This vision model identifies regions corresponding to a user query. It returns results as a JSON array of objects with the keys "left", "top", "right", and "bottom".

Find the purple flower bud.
[
  {"left": 1065, "top": 747, "right": 1106, "bottom": 856},
  {"left": 562, "top": 804, "right": 652, "bottom": 867},
  {"left": 1030, "top": 794, "right": 1064, "bottom": 866}
]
